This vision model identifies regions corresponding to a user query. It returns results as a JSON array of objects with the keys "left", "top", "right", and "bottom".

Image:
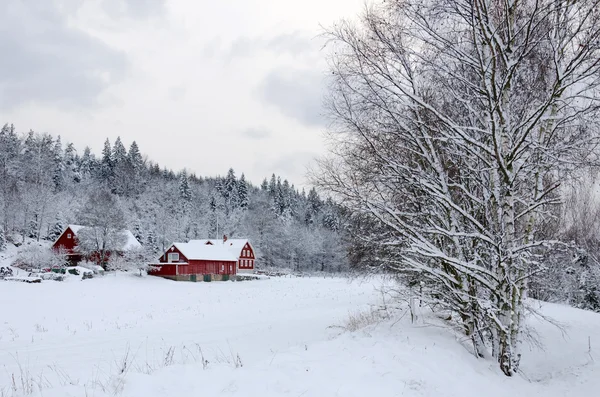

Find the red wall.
[
  {"left": 151, "top": 264, "right": 178, "bottom": 276},
  {"left": 238, "top": 242, "right": 255, "bottom": 270},
  {"left": 185, "top": 260, "right": 236, "bottom": 275},
  {"left": 150, "top": 261, "right": 236, "bottom": 276},
  {"left": 52, "top": 227, "right": 79, "bottom": 254},
  {"left": 159, "top": 245, "right": 188, "bottom": 263}
]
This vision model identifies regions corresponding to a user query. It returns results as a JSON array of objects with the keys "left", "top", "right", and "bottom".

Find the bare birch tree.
[{"left": 316, "top": 0, "right": 600, "bottom": 375}]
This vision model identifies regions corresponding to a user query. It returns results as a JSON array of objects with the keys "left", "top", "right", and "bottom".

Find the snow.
[
  {"left": 66, "top": 224, "right": 86, "bottom": 235},
  {"left": 190, "top": 238, "right": 250, "bottom": 257},
  {"left": 172, "top": 242, "right": 238, "bottom": 261},
  {"left": 122, "top": 230, "right": 142, "bottom": 250},
  {"left": 0, "top": 262, "right": 599, "bottom": 396}
]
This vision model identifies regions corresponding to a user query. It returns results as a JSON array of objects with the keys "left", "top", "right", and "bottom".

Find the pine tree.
[
  {"left": 49, "top": 215, "right": 65, "bottom": 241},
  {"left": 64, "top": 142, "right": 80, "bottom": 183},
  {"left": 223, "top": 168, "right": 238, "bottom": 210},
  {"left": 305, "top": 187, "right": 321, "bottom": 226},
  {"left": 80, "top": 147, "right": 93, "bottom": 179},
  {"left": 128, "top": 141, "right": 143, "bottom": 173},
  {"left": 268, "top": 174, "right": 277, "bottom": 197},
  {"left": 261, "top": 178, "right": 268, "bottom": 191},
  {"left": 112, "top": 137, "right": 127, "bottom": 166},
  {"left": 238, "top": 173, "right": 249, "bottom": 209},
  {"left": 179, "top": 171, "right": 192, "bottom": 202},
  {"left": 52, "top": 136, "right": 64, "bottom": 192},
  {"left": 100, "top": 139, "right": 113, "bottom": 182}
]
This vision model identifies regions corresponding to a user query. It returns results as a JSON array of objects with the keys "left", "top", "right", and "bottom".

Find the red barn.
[
  {"left": 150, "top": 242, "right": 238, "bottom": 281},
  {"left": 52, "top": 224, "right": 142, "bottom": 265},
  {"left": 190, "top": 236, "right": 256, "bottom": 273},
  {"left": 51, "top": 225, "right": 86, "bottom": 263}
]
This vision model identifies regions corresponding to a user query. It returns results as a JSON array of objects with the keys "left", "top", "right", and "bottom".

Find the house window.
[
  {"left": 67, "top": 233, "right": 72, "bottom": 239},
  {"left": 168, "top": 253, "right": 179, "bottom": 262},
  {"left": 221, "top": 265, "right": 224, "bottom": 271}
]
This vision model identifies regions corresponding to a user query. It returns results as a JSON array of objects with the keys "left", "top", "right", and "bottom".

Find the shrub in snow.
[
  {"left": 13, "top": 245, "right": 68, "bottom": 270},
  {"left": 107, "top": 247, "right": 156, "bottom": 276}
]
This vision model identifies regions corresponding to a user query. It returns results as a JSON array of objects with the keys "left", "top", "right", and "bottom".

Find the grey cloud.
[
  {"left": 258, "top": 68, "right": 326, "bottom": 127},
  {"left": 253, "top": 152, "right": 317, "bottom": 185},
  {"left": 228, "top": 31, "right": 318, "bottom": 59},
  {"left": 168, "top": 85, "right": 187, "bottom": 102},
  {"left": 0, "top": 2, "right": 128, "bottom": 109},
  {"left": 101, "top": 0, "right": 166, "bottom": 19},
  {"left": 241, "top": 128, "right": 272, "bottom": 140}
]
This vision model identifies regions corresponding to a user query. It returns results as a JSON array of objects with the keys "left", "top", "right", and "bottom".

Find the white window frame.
[
  {"left": 67, "top": 233, "right": 72, "bottom": 239},
  {"left": 168, "top": 252, "right": 179, "bottom": 263}
]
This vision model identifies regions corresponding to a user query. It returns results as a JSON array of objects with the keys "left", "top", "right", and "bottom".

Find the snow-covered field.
[{"left": 1, "top": 259, "right": 599, "bottom": 396}]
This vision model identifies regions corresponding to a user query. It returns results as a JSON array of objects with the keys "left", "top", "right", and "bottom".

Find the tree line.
[{"left": 0, "top": 124, "right": 348, "bottom": 273}]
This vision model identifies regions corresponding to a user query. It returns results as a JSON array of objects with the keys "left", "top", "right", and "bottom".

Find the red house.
[
  {"left": 52, "top": 224, "right": 141, "bottom": 264},
  {"left": 150, "top": 242, "right": 238, "bottom": 281},
  {"left": 190, "top": 236, "right": 256, "bottom": 273},
  {"left": 52, "top": 225, "right": 86, "bottom": 263}
]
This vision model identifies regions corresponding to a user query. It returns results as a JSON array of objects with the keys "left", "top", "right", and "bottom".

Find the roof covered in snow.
[
  {"left": 189, "top": 239, "right": 251, "bottom": 257},
  {"left": 65, "top": 225, "right": 142, "bottom": 251},
  {"left": 172, "top": 243, "right": 237, "bottom": 262}
]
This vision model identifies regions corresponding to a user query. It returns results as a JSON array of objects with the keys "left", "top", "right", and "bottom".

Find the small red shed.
[
  {"left": 52, "top": 224, "right": 142, "bottom": 265},
  {"left": 51, "top": 225, "right": 86, "bottom": 263},
  {"left": 150, "top": 242, "right": 238, "bottom": 281}
]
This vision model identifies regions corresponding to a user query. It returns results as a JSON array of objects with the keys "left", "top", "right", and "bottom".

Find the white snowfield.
[{"left": 0, "top": 274, "right": 598, "bottom": 397}]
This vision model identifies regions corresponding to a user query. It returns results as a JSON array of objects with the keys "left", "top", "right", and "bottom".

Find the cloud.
[
  {"left": 258, "top": 68, "right": 326, "bottom": 127},
  {"left": 0, "top": 2, "right": 127, "bottom": 109},
  {"left": 228, "top": 31, "right": 318, "bottom": 59},
  {"left": 101, "top": 0, "right": 167, "bottom": 19},
  {"left": 241, "top": 128, "right": 272, "bottom": 140}
]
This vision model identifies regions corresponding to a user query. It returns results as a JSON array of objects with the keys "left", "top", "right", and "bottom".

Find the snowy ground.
[{"left": 1, "top": 250, "right": 599, "bottom": 396}]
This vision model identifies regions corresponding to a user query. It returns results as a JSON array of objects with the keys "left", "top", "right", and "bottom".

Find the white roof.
[
  {"left": 66, "top": 225, "right": 142, "bottom": 251},
  {"left": 189, "top": 239, "right": 250, "bottom": 256},
  {"left": 172, "top": 243, "right": 237, "bottom": 262},
  {"left": 122, "top": 230, "right": 142, "bottom": 250},
  {"left": 67, "top": 224, "right": 86, "bottom": 234}
]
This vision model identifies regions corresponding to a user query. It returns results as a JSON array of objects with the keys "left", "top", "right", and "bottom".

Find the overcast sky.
[{"left": 0, "top": 0, "right": 365, "bottom": 187}]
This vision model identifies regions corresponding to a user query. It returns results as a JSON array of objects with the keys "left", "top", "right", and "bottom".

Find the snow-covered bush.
[
  {"left": 107, "top": 247, "right": 156, "bottom": 276},
  {"left": 13, "top": 245, "right": 68, "bottom": 270}
]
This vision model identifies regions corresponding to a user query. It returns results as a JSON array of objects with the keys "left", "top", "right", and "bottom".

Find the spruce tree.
[
  {"left": 49, "top": 216, "right": 65, "bottom": 241},
  {"left": 52, "top": 136, "right": 64, "bottom": 192},
  {"left": 238, "top": 173, "right": 249, "bottom": 209},
  {"left": 80, "top": 147, "right": 93, "bottom": 179},
  {"left": 112, "top": 137, "right": 127, "bottom": 166},
  {"left": 100, "top": 139, "right": 113, "bottom": 182},
  {"left": 179, "top": 171, "right": 192, "bottom": 202},
  {"left": 128, "top": 141, "right": 143, "bottom": 173}
]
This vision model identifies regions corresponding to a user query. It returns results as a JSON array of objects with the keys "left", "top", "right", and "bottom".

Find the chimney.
[{"left": 223, "top": 234, "right": 228, "bottom": 243}]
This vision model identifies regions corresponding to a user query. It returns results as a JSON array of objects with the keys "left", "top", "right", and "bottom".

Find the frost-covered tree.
[
  {"left": 238, "top": 173, "right": 249, "bottom": 209},
  {"left": 52, "top": 136, "right": 64, "bottom": 192},
  {"left": 100, "top": 139, "right": 113, "bottom": 182},
  {"left": 79, "top": 146, "right": 93, "bottom": 179},
  {"left": 0, "top": 227, "right": 6, "bottom": 251},
  {"left": 179, "top": 171, "right": 192, "bottom": 202},
  {"left": 77, "top": 190, "right": 127, "bottom": 268},
  {"left": 316, "top": 0, "right": 600, "bottom": 375}
]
